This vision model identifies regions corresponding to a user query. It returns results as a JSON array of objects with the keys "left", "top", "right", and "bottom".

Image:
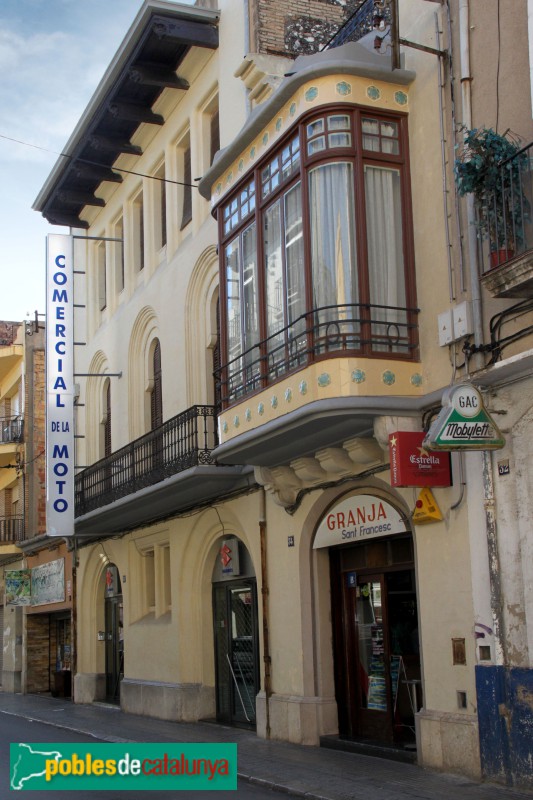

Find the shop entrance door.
[
  {"left": 213, "top": 580, "right": 259, "bottom": 727},
  {"left": 105, "top": 596, "right": 123, "bottom": 702},
  {"left": 331, "top": 547, "right": 420, "bottom": 746}
]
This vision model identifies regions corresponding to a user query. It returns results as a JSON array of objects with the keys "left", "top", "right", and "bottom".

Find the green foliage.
[
  {"left": 454, "top": 126, "right": 522, "bottom": 199},
  {"left": 454, "top": 126, "right": 527, "bottom": 250}
]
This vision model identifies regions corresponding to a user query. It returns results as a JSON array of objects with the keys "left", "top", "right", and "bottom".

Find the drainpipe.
[
  {"left": 459, "top": 0, "right": 484, "bottom": 361},
  {"left": 259, "top": 488, "right": 271, "bottom": 738},
  {"left": 459, "top": 0, "right": 506, "bottom": 673},
  {"left": 482, "top": 451, "right": 506, "bottom": 666}
]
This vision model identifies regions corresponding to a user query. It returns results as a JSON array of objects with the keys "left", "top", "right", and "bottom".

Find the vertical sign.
[{"left": 46, "top": 234, "right": 75, "bottom": 536}]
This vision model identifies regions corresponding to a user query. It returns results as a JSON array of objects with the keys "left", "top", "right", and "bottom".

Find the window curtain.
[
  {"left": 309, "top": 162, "right": 358, "bottom": 349},
  {"left": 364, "top": 165, "right": 407, "bottom": 351}
]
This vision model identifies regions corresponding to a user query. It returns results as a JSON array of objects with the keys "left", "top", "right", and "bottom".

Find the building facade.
[{"left": 33, "top": 0, "right": 533, "bottom": 790}]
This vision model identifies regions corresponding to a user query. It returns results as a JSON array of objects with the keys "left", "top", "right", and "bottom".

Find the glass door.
[
  {"left": 105, "top": 596, "right": 123, "bottom": 702},
  {"left": 355, "top": 575, "right": 394, "bottom": 741},
  {"left": 213, "top": 580, "right": 259, "bottom": 727}
]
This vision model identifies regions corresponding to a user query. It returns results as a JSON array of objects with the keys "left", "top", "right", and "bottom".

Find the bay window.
[{"left": 218, "top": 106, "right": 418, "bottom": 405}]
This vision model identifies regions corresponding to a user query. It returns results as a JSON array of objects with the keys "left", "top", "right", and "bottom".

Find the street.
[{"left": 0, "top": 713, "right": 276, "bottom": 798}]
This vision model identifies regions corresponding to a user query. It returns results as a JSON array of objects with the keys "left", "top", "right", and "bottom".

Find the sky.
[{"left": 0, "top": 0, "right": 193, "bottom": 322}]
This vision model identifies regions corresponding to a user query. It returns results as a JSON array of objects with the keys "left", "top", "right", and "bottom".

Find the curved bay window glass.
[{"left": 218, "top": 107, "right": 418, "bottom": 406}]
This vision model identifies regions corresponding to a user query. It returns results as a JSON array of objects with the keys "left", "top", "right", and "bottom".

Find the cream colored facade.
[{"left": 34, "top": 0, "right": 533, "bottom": 791}]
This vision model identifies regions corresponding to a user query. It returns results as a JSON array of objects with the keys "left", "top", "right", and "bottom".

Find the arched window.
[
  {"left": 150, "top": 339, "right": 162, "bottom": 430},
  {"left": 104, "top": 380, "right": 112, "bottom": 457}
]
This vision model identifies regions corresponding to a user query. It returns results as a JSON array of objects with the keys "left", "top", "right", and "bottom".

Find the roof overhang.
[{"left": 34, "top": 0, "right": 219, "bottom": 228}]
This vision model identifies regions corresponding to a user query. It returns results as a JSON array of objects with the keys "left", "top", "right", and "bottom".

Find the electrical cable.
[{"left": 0, "top": 132, "right": 200, "bottom": 188}]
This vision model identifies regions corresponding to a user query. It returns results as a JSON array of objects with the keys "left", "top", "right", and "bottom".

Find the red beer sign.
[{"left": 389, "top": 431, "right": 451, "bottom": 487}]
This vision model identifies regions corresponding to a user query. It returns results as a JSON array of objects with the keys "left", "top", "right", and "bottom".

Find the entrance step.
[{"left": 320, "top": 735, "right": 417, "bottom": 764}]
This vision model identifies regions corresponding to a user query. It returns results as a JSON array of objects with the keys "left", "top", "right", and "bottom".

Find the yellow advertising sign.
[{"left": 412, "top": 488, "right": 443, "bottom": 525}]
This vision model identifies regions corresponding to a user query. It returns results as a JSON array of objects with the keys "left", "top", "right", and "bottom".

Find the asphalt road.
[{"left": 0, "top": 713, "right": 277, "bottom": 798}]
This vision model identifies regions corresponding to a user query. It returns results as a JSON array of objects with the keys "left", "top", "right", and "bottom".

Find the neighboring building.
[
  {"left": 0, "top": 317, "right": 73, "bottom": 697},
  {"left": 0, "top": 320, "right": 25, "bottom": 690},
  {"left": 33, "top": 0, "right": 533, "bottom": 790}
]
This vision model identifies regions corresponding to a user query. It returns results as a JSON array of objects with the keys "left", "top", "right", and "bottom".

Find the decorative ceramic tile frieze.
[
  {"left": 276, "top": 117, "right": 283, "bottom": 131},
  {"left": 382, "top": 370, "right": 396, "bottom": 386},
  {"left": 394, "top": 90, "right": 408, "bottom": 106},
  {"left": 299, "top": 380, "right": 308, "bottom": 395},
  {"left": 351, "top": 368, "right": 366, "bottom": 384},
  {"left": 258, "top": 402, "right": 265, "bottom": 416},
  {"left": 285, "top": 387, "right": 293, "bottom": 403},
  {"left": 271, "top": 396, "right": 278, "bottom": 409},
  {"left": 336, "top": 81, "right": 352, "bottom": 96},
  {"left": 245, "top": 408, "right": 252, "bottom": 421},
  {"left": 410, "top": 372, "right": 423, "bottom": 387},
  {"left": 305, "top": 87, "right": 318, "bottom": 102},
  {"left": 367, "top": 85, "right": 381, "bottom": 100},
  {"left": 222, "top": 421, "right": 228, "bottom": 434},
  {"left": 318, "top": 373, "right": 331, "bottom": 387},
  {"left": 233, "top": 415, "right": 240, "bottom": 428}
]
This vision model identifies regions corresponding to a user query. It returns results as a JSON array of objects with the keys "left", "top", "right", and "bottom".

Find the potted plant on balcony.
[{"left": 454, "top": 126, "right": 526, "bottom": 267}]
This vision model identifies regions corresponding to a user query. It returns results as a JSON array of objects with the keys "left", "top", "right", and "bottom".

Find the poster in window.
[
  {"left": 31, "top": 559, "right": 65, "bottom": 606},
  {"left": 5, "top": 570, "right": 31, "bottom": 605}
]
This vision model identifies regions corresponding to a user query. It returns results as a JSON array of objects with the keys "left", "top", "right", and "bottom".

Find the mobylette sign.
[
  {"left": 424, "top": 384, "right": 505, "bottom": 451},
  {"left": 313, "top": 494, "right": 407, "bottom": 549},
  {"left": 389, "top": 431, "right": 451, "bottom": 487},
  {"left": 46, "top": 234, "right": 75, "bottom": 536}
]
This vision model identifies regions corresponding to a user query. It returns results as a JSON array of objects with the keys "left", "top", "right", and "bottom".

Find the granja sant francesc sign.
[{"left": 313, "top": 494, "right": 408, "bottom": 549}]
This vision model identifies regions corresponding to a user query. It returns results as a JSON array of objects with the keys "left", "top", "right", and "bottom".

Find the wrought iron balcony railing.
[
  {"left": 218, "top": 302, "right": 419, "bottom": 407},
  {"left": 479, "top": 141, "right": 533, "bottom": 270},
  {"left": 0, "top": 417, "right": 24, "bottom": 444},
  {"left": 0, "top": 517, "right": 24, "bottom": 543},
  {"left": 75, "top": 405, "right": 217, "bottom": 518},
  {"left": 324, "top": 0, "right": 392, "bottom": 50}
]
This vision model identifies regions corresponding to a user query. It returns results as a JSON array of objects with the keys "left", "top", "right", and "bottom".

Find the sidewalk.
[{"left": 1, "top": 691, "right": 530, "bottom": 800}]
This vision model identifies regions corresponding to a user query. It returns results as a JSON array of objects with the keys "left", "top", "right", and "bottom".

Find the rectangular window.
[
  {"left": 114, "top": 216, "right": 124, "bottom": 294},
  {"left": 364, "top": 164, "right": 407, "bottom": 351},
  {"left": 180, "top": 137, "right": 192, "bottom": 230},
  {"left": 210, "top": 107, "right": 220, "bottom": 166},
  {"left": 224, "top": 221, "right": 259, "bottom": 394},
  {"left": 264, "top": 183, "right": 305, "bottom": 372},
  {"left": 144, "top": 550, "right": 155, "bottom": 610},
  {"left": 97, "top": 240, "right": 106, "bottom": 311},
  {"left": 308, "top": 162, "right": 359, "bottom": 351},
  {"left": 133, "top": 191, "right": 144, "bottom": 271},
  {"left": 156, "top": 163, "right": 167, "bottom": 248}
]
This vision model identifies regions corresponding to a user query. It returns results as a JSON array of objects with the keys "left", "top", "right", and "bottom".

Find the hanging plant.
[{"left": 454, "top": 126, "right": 528, "bottom": 258}]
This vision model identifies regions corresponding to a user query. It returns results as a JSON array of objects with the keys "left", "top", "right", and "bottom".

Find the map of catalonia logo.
[{"left": 10, "top": 742, "right": 238, "bottom": 791}]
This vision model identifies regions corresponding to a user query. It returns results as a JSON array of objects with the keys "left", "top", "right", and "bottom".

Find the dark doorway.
[
  {"left": 104, "top": 566, "right": 123, "bottom": 703},
  {"left": 213, "top": 580, "right": 259, "bottom": 727},
  {"left": 330, "top": 535, "right": 420, "bottom": 747}
]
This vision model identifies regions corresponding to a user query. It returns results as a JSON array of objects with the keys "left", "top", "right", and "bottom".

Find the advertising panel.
[{"left": 46, "top": 234, "right": 75, "bottom": 536}]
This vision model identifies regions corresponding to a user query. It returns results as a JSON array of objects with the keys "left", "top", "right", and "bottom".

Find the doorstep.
[{"left": 320, "top": 734, "right": 417, "bottom": 764}]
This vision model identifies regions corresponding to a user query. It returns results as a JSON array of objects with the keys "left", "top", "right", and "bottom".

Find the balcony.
[
  {"left": 479, "top": 141, "right": 533, "bottom": 298},
  {"left": 0, "top": 517, "right": 24, "bottom": 544},
  {"left": 74, "top": 404, "right": 251, "bottom": 537},
  {"left": 215, "top": 303, "right": 423, "bottom": 468},
  {"left": 218, "top": 302, "right": 419, "bottom": 408},
  {"left": 325, "top": 0, "right": 392, "bottom": 50},
  {"left": 1, "top": 417, "right": 24, "bottom": 444}
]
